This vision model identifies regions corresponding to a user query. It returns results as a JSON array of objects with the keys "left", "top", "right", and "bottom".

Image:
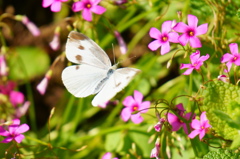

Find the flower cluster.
[
  {"left": 42, "top": 0, "right": 106, "bottom": 22},
  {"left": 148, "top": 14, "right": 208, "bottom": 55}
]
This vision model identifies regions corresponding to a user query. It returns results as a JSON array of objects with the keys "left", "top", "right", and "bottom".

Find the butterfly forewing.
[
  {"left": 66, "top": 31, "right": 111, "bottom": 69},
  {"left": 91, "top": 68, "right": 140, "bottom": 106},
  {"left": 62, "top": 64, "right": 108, "bottom": 97}
]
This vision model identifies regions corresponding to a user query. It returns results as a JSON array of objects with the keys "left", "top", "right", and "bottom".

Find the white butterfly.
[{"left": 62, "top": 31, "right": 140, "bottom": 106}]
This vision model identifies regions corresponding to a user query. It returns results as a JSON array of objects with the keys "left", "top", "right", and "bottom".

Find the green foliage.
[
  {"left": 8, "top": 46, "right": 50, "bottom": 81},
  {"left": 203, "top": 148, "right": 240, "bottom": 159},
  {"left": 201, "top": 81, "right": 240, "bottom": 140}
]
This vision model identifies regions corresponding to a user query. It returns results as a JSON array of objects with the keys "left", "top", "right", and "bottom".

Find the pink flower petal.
[
  {"left": 0, "top": 127, "right": 9, "bottom": 136},
  {"left": 191, "top": 119, "right": 201, "bottom": 129},
  {"left": 178, "top": 34, "right": 190, "bottom": 46},
  {"left": 173, "top": 22, "right": 189, "bottom": 33},
  {"left": 180, "top": 63, "right": 192, "bottom": 69},
  {"left": 1, "top": 136, "right": 13, "bottom": 143},
  {"left": 102, "top": 152, "right": 112, "bottom": 159},
  {"left": 190, "top": 51, "right": 200, "bottom": 64},
  {"left": 93, "top": 0, "right": 102, "bottom": 5},
  {"left": 188, "top": 129, "right": 200, "bottom": 139},
  {"left": 161, "top": 21, "right": 172, "bottom": 33},
  {"left": 167, "top": 113, "right": 182, "bottom": 131},
  {"left": 229, "top": 43, "right": 239, "bottom": 55},
  {"left": 226, "top": 62, "right": 233, "bottom": 72},
  {"left": 160, "top": 42, "right": 170, "bottom": 55},
  {"left": 82, "top": 9, "right": 92, "bottom": 21},
  {"left": 187, "top": 14, "right": 198, "bottom": 28},
  {"left": 189, "top": 36, "right": 202, "bottom": 48},
  {"left": 149, "top": 27, "right": 161, "bottom": 39},
  {"left": 121, "top": 108, "right": 131, "bottom": 122},
  {"left": 221, "top": 53, "right": 233, "bottom": 63},
  {"left": 139, "top": 101, "right": 150, "bottom": 113},
  {"left": 168, "top": 32, "right": 179, "bottom": 43},
  {"left": 72, "top": 2, "right": 84, "bottom": 12},
  {"left": 91, "top": 5, "right": 106, "bottom": 14},
  {"left": 50, "top": 1, "right": 62, "bottom": 12},
  {"left": 182, "top": 67, "right": 194, "bottom": 75},
  {"left": 196, "top": 23, "right": 208, "bottom": 36},
  {"left": 123, "top": 96, "right": 135, "bottom": 107},
  {"left": 16, "top": 124, "right": 30, "bottom": 134},
  {"left": 131, "top": 113, "right": 143, "bottom": 124},
  {"left": 10, "top": 91, "right": 24, "bottom": 106},
  {"left": 133, "top": 90, "right": 143, "bottom": 104},
  {"left": 14, "top": 134, "right": 25, "bottom": 143},
  {"left": 199, "top": 130, "right": 206, "bottom": 140},
  {"left": 12, "top": 119, "right": 21, "bottom": 125},
  {"left": 148, "top": 40, "right": 162, "bottom": 51},
  {"left": 42, "top": 0, "right": 54, "bottom": 8}
]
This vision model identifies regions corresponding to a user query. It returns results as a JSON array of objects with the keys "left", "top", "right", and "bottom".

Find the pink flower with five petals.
[
  {"left": 121, "top": 90, "right": 150, "bottom": 124},
  {"left": 0, "top": 119, "right": 29, "bottom": 143},
  {"left": 72, "top": 0, "right": 106, "bottom": 22},
  {"left": 173, "top": 14, "right": 208, "bottom": 48},
  {"left": 180, "top": 50, "right": 209, "bottom": 75},
  {"left": 148, "top": 20, "right": 179, "bottom": 55},
  {"left": 188, "top": 111, "right": 211, "bottom": 140},
  {"left": 221, "top": 43, "right": 240, "bottom": 72}
]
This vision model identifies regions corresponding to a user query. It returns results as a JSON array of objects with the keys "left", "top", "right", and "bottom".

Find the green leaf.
[
  {"left": 201, "top": 80, "right": 240, "bottom": 140},
  {"left": 231, "top": 135, "right": 240, "bottom": 149},
  {"left": 8, "top": 46, "right": 50, "bottom": 81},
  {"left": 105, "top": 131, "right": 121, "bottom": 152}
]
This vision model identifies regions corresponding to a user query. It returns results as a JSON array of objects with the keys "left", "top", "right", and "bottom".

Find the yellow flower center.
[
  {"left": 86, "top": 3, "right": 91, "bottom": 8},
  {"left": 189, "top": 31, "right": 194, "bottom": 36},
  {"left": 162, "top": 36, "right": 168, "bottom": 42}
]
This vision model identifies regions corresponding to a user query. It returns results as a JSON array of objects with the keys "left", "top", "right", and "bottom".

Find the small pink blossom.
[
  {"left": 0, "top": 55, "right": 8, "bottom": 76},
  {"left": 150, "top": 139, "right": 160, "bottom": 159},
  {"left": 42, "top": 0, "right": 68, "bottom": 12},
  {"left": 72, "top": 0, "right": 106, "bottom": 22},
  {"left": 114, "top": 0, "right": 128, "bottom": 5},
  {"left": 173, "top": 14, "right": 208, "bottom": 48},
  {"left": 0, "top": 81, "right": 15, "bottom": 95},
  {"left": 148, "top": 21, "right": 179, "bottom": 55},
  {"left": 221, "top": 43, "right": 240, "bottom": 72},
  {"left": 121, "top": 90, "right": 150, "bottom": 124},
  {"left": 114, "top": 31, "right": 127, "bottom": 54},
  {"left": 21, "top": 16, "right": 40, "bottom": 36},
  {"left": 0, "top": 119, "right": 29, "bottom": 143},
  {"left": 102, "top": 152, "right": 118, "bottom": 159},
  {"left": 167, "top": 103, "right": 195, "bottom": 134},
  {"left": 15, "top": 101, "right": 30, "bottom": 118},
  {"left": 188, "top": 111, "right": 211, "bottom": 140},
  {"left": 37, "top": 70, "right": 52, "bottom": 95},
  {"left": 154, "top": 118, "right": 165, "bottom": 132},
  {"left": 180, "top": 50, "right": 209, "bottom": 75},
  {"left": 50, "top": 27, "right": 61, "bottom": 51},
  {"left": 9, "top": 91, "right": 24, "bottom": 107},
  {"left": 217, "top": 75, "right": 229, "bottom": 83}
]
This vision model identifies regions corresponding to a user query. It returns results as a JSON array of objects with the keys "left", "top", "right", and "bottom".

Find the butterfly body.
[{"left": 62, "top": 31, "right": 140, "bottom": 106}]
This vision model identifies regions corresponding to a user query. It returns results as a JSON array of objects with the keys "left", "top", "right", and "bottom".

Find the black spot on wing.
[
  {"left": 75, "top": 55, "right": 82, "bottom": 62},
  {"left": 69, "top": 31, "right": 87, "bottom": 41},
  {"left": 78, "top": 45, "right": 84, "bottom": 50}
]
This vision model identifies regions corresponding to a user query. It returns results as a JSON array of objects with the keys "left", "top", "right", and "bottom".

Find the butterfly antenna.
[
  {"left": 118, "top": 55, "right": 137, "bottom": 64},
  {"left": 112, "top": 43, "right": 116, "bottom": 65}
]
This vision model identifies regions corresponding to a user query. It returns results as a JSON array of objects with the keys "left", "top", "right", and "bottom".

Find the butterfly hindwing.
[{"left": 92, "top": 68, "right": 140, "bottom": 106}]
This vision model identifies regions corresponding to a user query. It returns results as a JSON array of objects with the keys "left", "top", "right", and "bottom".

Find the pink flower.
[
  {"left": 121, "top": 90, "right": 150, "bottom": 124},
  {"left": 37, "top": 70, "right": 52, "bottom": 95},
  {"left": 50, "top": 27, "right": 61, "bottom": 51},
  {"left": 0, "top": 81, "right": 15, "bottom": 95},
  {"left": 217, "top": 75, "right": 229, "bottom": 83},
  {"left": 9, "top": 91, "right": 24, "bottom": 107},
  {"left": 221, "top": 43, "right": 240, "bottom": 72},
  {"left": 188, "top": 111, "right": 211, "bottom": 140},
  {"left": 72, "top": 0, "right": 106, "bottom": 22},
  {"left": 114, "top": 0, "right": 128, "bottom": 5},
  {"left": 150, "top": 139, "right": 160, "bottom": 159},
  {"left": 180, "top": 50, "right": 209, "bottom": 75},
  {"left": 0, "top": 55, "right": 8, "bottom": 76},
  {"left": 114, "top": 31, "right": 127, "bottom": 54},
  {"left": 15, "top": 101, "right": 30, "bottom": 118},
  {"left": 102, "top": 152, "right": 118, "bottom": 159},
  {"left": 148, "top": 21, "right": 179, "bottom": 55},
  {"left": 0, "top": 119, "right": 29, "bottom": 143},
  {"left": 154, "top": 118, "right": 165, "bottom": 132},
  {"left": 21, "top": 16, "right": 40, "bottom": 36},
  {"left": 173, "top": 14, "right": 208, "bottom": 48},
  {"left": 167, "top": 103, "right": 195, "bottom": 134},
  {"left": 42, "top": 0, "right": 68, "bottom": 12}
]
